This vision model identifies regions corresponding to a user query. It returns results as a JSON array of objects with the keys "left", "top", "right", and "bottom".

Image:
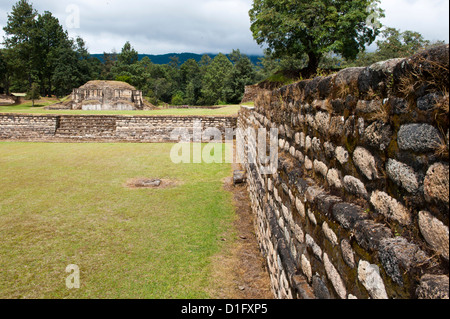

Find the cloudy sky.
[{"left": 0, "top": 0, "right": 448, "bottom": 55}]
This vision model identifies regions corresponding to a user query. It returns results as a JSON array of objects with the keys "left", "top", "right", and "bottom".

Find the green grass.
[
  {"left": 0, "top": 142, "right": 236, "bottom": 299},
  {"left": 0, "top": 101, "right": 240, "bottom": 117}
]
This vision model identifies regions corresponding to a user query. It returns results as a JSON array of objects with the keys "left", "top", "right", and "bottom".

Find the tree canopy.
[
  {"left": 2, "top": 0, "right": 101, "bottom": 96},
  {"left": 344, "top": 27, "right": 447, "bottom": 67},
  {"left": 249, "top": 0, "right": 385, "bottom": 76}
]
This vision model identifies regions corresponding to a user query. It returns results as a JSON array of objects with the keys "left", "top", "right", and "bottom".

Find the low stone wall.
[
  {"left": 0, "top": 114, "right": 59, "bottom": 139},
  {"left": 238, "top": 45, "right": 449, "bottom": 299},
  {"left": 0, "top": 113, "right": 237, "bottom": 142}
]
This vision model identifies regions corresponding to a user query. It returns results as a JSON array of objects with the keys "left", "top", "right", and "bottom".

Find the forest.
[{"left": 0, "top": 0, "right": 445, "bottom": 106}]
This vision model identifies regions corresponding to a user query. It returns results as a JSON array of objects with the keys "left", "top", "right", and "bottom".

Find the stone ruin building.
[
  {"left": 0, "top": 94, "right": 19, "bottom": 106},
  {"left": 48, "top": 80, "right": 154, "bottom": 110}
]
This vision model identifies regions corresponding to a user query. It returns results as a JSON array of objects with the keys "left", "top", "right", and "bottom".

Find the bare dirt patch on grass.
[
  {"left": 208, "top": 164, "right": 273, "bottom": 299},
  {"left": 124, "top": 177, "right": 183, "bottom": 189}
]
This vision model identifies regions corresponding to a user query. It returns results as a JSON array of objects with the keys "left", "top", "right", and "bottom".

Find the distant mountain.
[{"left": 90, "top": 52, "right": 263, "bottom": 66}]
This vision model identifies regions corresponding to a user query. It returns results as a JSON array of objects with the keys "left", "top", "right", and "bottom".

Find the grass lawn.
[
  {"left": 0, "top": 99, "right": 242, "bottom": 117},
  {"left": 0, "top": 142, "right": 237, "bottom": 299}
]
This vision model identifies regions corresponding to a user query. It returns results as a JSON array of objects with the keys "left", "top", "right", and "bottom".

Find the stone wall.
[
  {"left": 0, "top": 114, "right": 237, "bottom": 142},
  {"left": 241, "top": 84, "right": 264, "bottom": 104},
  {"left": 238, "top": 45, "right": 449, "bottom": 299}
]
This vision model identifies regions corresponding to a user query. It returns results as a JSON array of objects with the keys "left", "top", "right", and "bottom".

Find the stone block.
[
  {"left": 324, "top": 253, "right": 347, "bottom": 299},
  {"left": 312, "top": 137, "right": 322, "bottom": 153},
  {"left": 292, "top": 275, "right": 316, "bottom": 299},
  {"left": 397, "top": 123, "right": 442, "bottom": 153},
  {"left": 388, "top": 97, "right": 409, "bottom": 114},
  {"left": 370, "top": 190, "right": 411, "bottom": 225},
  {"left": 295, "top": 197, "right": 306, "bottom": 219},
  {"left": 379, "top": 237, "right": 428, "bottom": 285},
  {"left": 386, "top": 159, "right": 420, "bottom": 194},
  {"left": 341, "top": 239, "right": 356, "bottom": 268},
  {"left": 416, "top": 274, "right": 449, "bottom": 299},
  {"left": 423, "top": 162, "right": 449, "bottom": 205},
  {"left": 353, "top": 147, "right": 379, "bottom": 181},
  {"left": 356, "top": 100, "right": 383, "bottom": 114},
  {"left": 314, "top": 160, "right": 328, "bottom": 178},
  {"left": 307, "top": 209, "right": 317, "bottom": 226},
  {"left": 300, "top": 254, "right": 312, "bottom": 282},
  {"left": 327, "top": 169, "right": 343, "bottom": 189},
  {"left": 315, "top": 194, "right": 342, "bottom": 217},
  {"left": 354, "top": 219, "right": 393, "bottom": 251},
  {"left": 418, "top": 211, "right": 449, "bottom": 261},
  {"left": 323, "top": 222, "right": 338, "bottom": 246},
  {"left": 334, "top": 67, "right": 365, "bottom": 93},
  {"left": 233, "top": 170, "right": 246, "bottom": 185},
  {"left": 343, "top": 176, "right": 369, "bottom": 199},
  {"left": 417, "top": 93, "right": 440, "bottom": 111},
  {"left": 363, "top": 121, "right": 392, "bottom": 151},
  {"left": 312, "top": 275, "right": 331, "bottom": 299},
  {"left": 315, "top": 112, "right": 330, "bottom": 135},
  {"left": 332, "top": 202, "right": 368, "bottom": 230},
  {"left": 323, "top": 141, "right": 335, "bottom": 159},
  {"left": 329, "top": 116, "right": 345, "bottom": 139},
  {"left": 358, "top": 260, "right": 388, "bottom": 299},
  {"left": 335, "top": 146, "right": 349, "bottom": 165},
  {"left": 305, "top": 234, "right": 323, "bottom": 261}
]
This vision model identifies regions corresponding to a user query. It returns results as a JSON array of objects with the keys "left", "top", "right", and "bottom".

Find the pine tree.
[
  {"left": 2, "top": 0, "right": 38, "bottom": 90},
  {"left": 26, "top": 82, "right": 40, "bottom": 107},
  {"left": 224, "top": 50, "right": 257, "bottom": 104},
  {"left": 201, "top": 54, "right": 233, "bottom": 105}
]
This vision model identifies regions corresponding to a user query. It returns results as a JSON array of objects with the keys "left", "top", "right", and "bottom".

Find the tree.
[
  {"left": 199, "top": 54, "right": 212, "bottom": 74},
  {"left": 34, "top": 11, "right": 71, "bottom": 96},
  {"left": 345, "top": 28, "right": 446, "bottom": 67},
  {"left": 180, "top": 59, "right": 202, "bottom": 105},
  {"left": 224, "top": 49, "right": 257, "bottom": 104},
  {"left": 169, "top": 56, "right": 180, "bottom": 69},
  {"left": 3, "top": 1, "right": 98, "bottom": 96},
  {"left": 184, "top": 80, "right": 198, "bottom": 106},
  {"left": 2, "top": 0, "right": 38, "bottom": 90},
  {"left": 100, "top": 51, "right": 118, "bottom": 80},
  {"left": 117, "top": 41, "right": 139, "bottom": 66},
  {"left": 0, "top": 49, "right": 9, "bottom": 94},
  {"left": 374, "top": 28, "right": 441, "bottom": 61},
  {"left": 111, "top": 42, "right": 141, "bottom": 86},
  {"left": 249, "top": 0, "right": 384, "bottom": 76},
  {"left": 51, "top": 42, "right": 81, "bottom": 97},
  {"left": 74, "top": 37, "right": 99, "bottom": 84},
  {"left": 171, "top": 91, "right": 184, "bottom": 106},
  {"left": 26, "top": 82, "right": 40, "bottom": 106},
  {"left": 201, "top": 53, "right": 233, "bottom": 105}
]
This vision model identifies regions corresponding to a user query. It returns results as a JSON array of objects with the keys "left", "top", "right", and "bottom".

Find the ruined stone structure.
[
  {"left": 59, "top": 80, "right": 151, "bottom": 111},
  {"left": 0, "top": 94, "right": 19, "bottom": 106},
  {"left": 238, "top": 45, "right": 449, "bottom": 299},
  {"left": 0, "top": 113, "right": 237, "bottom": 142}
]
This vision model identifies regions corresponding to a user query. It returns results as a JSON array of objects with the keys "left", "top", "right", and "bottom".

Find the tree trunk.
[
  {"left": 305, "top": 52, "right": 320, "bottom": 78},
  {"left": 5, "top": 76, "right": 10, "bottom": 95},
  {"left": 48, "top": 76, "right": 52, "bottom": 97}
]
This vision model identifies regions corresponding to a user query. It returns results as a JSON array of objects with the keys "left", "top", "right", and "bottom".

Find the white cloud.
[
  {"left": 0, "top": 0, "right": 448, "bottom": 55},
  {"left": 61, "top": 0, "right": 261, "bottom": 54},
  {"left": 379, "top": 0, "right": 449, "bottom": 43}
]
